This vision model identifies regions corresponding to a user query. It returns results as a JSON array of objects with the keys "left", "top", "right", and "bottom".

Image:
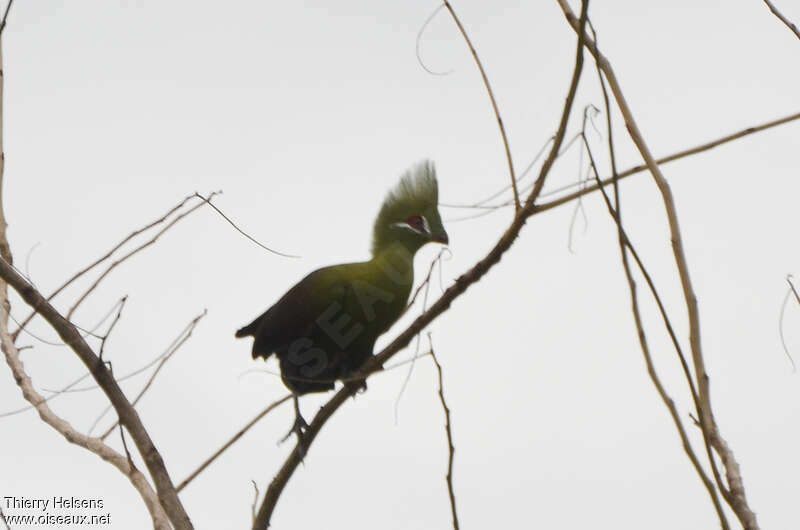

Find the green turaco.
[{"left": 236, "top": 160, "right": 449, "bottom": 442}]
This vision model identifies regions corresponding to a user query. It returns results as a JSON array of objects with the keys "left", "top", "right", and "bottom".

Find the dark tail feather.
[{"left": 235, "top": 318, "right": 260, "bottom": 338}]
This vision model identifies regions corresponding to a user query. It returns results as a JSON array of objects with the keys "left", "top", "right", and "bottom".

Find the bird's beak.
[{"left": 432, "top": 231, "right": 449, "bottom": 245}]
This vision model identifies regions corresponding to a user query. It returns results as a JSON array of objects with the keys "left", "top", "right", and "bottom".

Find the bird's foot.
[
  {"left": 345, "top": 377, "right": 368, "bottom": 396},
  {"left": 280, "top": 414, "right": 308, "bottom": 444}
]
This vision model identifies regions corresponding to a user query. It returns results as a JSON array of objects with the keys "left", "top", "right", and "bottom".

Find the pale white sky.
[{"left": 2, "top": 1, "right": 799, "bottom": 529}]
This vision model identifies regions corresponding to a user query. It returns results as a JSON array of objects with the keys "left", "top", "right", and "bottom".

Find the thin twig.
[
  {"left": 395, "top": 249, "right": 448, "bottom": 422},
  {"left": 787, "top": 275, "right": 800, "bottom": 306},
  {"left": 762, "top": 0, "right": 800, "bottom": 40},
  {"left": 66, "top": 192, "right": 221, "bottom": 320},
  {"left": 120, "top": 424, "right": 136, "bottom": 472},
  {"left": 429, "top": 336, "right": 459, "bottom": 530},
  {"left": 778, "top": 275, "right": 798, "bottom": 371},
  {"left": 0, "top": 0, "right": 14, "bottom": 35},
  {"left": 193, "top": 192, "right": 299, "bottom": 258},
  {"left": 99, "top": 296, "right": 127, "bottom": 360},
  {"left": 416, "top": 4, "right": 453, "bottom": 76},
  {"left": 441, "top": 137, "right": 554, "bottom": 210},
  {"left": 443, "top": 0, "right": 520, "bottom": 211},
  {"left": 11, "top": 193, "right": 197, "bottom": 340},
  {"left": 98, "top": 310, "right": 207, "bottom": 441},
  {"left": 445, "top": 110, "right": 800, "bottom": 216},
  {"left": 176, "top": 394, "right": 291, "bottom": 493},
  {"left": 394, "top": 266, "right": 432, "bottom": 424},
  {"left": 250, "top": 481, "right": 260, "bottom": 524}
]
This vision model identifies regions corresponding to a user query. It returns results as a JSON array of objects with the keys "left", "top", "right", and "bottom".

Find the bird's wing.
[{"left": 239, "top": 265, "right": 352, "bottom": 360}]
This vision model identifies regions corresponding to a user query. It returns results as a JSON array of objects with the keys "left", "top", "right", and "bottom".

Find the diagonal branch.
[
  {"left": 12, "top": 193, "right": 197, "bottom": 340},
  {"left": 177, "top": 394, "right": 291, "bottom": 493},
  {"left": 532, "top": 109, "right": 800, "bottom": 216},
  {"left": 251, "top": 3, "right": 590, "bottom": 527},
  {"left": 98, "top": 309, "right": 207, "bottom": 441},
  {"left": 762, "top": 0, "right": 800, "bottom": 40},
  {"left": 0, "top": 258, "right": 194, "bottom": 530},
  {"left": 66, "top": 193, "right": 220, "bottom": 320}
]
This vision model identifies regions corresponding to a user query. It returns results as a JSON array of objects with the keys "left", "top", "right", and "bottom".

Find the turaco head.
[{"left": 371, "top": 160, "right": 449, "bottom": 257}]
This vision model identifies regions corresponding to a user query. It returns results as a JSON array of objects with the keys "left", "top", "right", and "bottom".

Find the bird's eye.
[{"left": 407, "top": 215, "right": 425, "bottom": 231}]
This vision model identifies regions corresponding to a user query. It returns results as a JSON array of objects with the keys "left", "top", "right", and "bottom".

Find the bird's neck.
[{"left": 369, "top": 240, "right": 415, "bottom": 292}]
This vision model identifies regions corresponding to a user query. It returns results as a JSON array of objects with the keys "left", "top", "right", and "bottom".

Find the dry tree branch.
[
  {"left": 582, "top": 31, "right": 733, "bottom": 523},
  {"left": 251, "top": 3, "right": 590, "bottom": 527},
  {"left": 97, "top": 309, "right": 208, "bottom": 441},
  {"left": 11, "top": 194, "right": 197, "bottom": 340},
  {"left": 395, "top": 248, "right": 449, "bottom": 421},
  {"left": 177, "top": 394, "right": 291, "bottom": 493},
  {"left": 533, "top": 109, "right": 800, "bottom": 215},
  {"left": 762, "top": 0, "right": 800, "bottom": 40},
  {"left": 446, "top": 110, "right": 800, "bottom": 217},
  {"left": 0, "top": 258, "right": 193, "bottom": 529},
  {"left": 98, "top": 295, "right": 127, "bottom": 360},
  {"left": 442, "top": 0, "right": 520, "bottom": 211},
  {"left": 556, "top": 1, "right": 757, "bottom": 527},
  {"left": 583, "top": 134, "right": 730, "bottom": 528},
  {"left": 429, "top": 336, "right": 459, "bottom": 530},
  {"left": 65, "top": 192, "right": 221, "bottom": 320},
  {"left": 0, "top": 16, "right": 172, "bottom": 529},
  {"left": 0, "top": 0, "right": 13, "bottom": 35},
  {"left": 0, "top": 239, "right": 170, "bottom": 530}
]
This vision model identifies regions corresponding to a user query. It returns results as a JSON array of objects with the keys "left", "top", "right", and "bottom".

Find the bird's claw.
[{"left": 279, "top": 415, "right": 309, "bottom": 446}]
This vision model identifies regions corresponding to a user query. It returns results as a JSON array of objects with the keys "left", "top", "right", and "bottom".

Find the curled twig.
[{"left": 416, "top": 4, "right": 453, "bottom": 76}]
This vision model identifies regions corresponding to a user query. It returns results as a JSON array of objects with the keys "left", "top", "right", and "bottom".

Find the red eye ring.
[{"left": 407, "top": 215, "right": 424, "bottom": 230}]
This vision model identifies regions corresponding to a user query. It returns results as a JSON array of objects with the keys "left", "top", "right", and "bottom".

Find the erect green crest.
[{"left": 371, "top": 160, "right": 447, "bottom": 255}]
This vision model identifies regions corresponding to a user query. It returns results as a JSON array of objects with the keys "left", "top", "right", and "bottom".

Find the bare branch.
[
  {"left": 442, "top": 0, "right": 520, "bottom": 210},
  {"left": 66, "top": 192, "right": 221, "bottom": 320},
  {"left": 0, "top": 26, "right": 171, "bottom": 529},
  {"left": 98, "top": 309, "right": 207, "bottom": 441},
  {"left": 176, "top": 394, "right": 291, "bottom": 493},
  {"left": 98, "top": 295, "right": 127, "bottom": 360},
  {"left": 0, "top": 257, "right": 193, "bottom": 529},
  {"left": 762, "top": 0, "right": 800, "bottom": 40},
  {"left": 11, "top": 193, "right": 197, "bottom": 340},
  {"left": 556, "top": 1, "right": 757, "bottom": 526},
  {"left": 583, "top": 133, "right": 730, "bottom": 528},
  {"left": 0, "top": 0, "right": 14, "bottom": 35},
  {"left": 429, "top": 337, "right": 459, "bottom": 530},
  {"left": 446, "top": 109, "right": 800, "bottom": 218},
  {"left": 0, "top": 281, "right": 170, "bottom": 529}
]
